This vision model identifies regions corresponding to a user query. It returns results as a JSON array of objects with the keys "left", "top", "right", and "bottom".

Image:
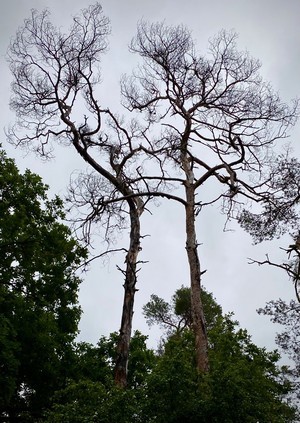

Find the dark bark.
[
  {"left": 64, "top": 124, "right": 145, "bottom": 387},
  {"left": 176, "top": 149, "right": 213, "bottom": 373},
  {"left": 179, "top": 116, "right": 209, "bottom": 372},
  {"left": 184, "top": 173, "right": 209, "bottom": 372},
  {"left": 114, "top": 204, "right": 142, "bottom": 387}
]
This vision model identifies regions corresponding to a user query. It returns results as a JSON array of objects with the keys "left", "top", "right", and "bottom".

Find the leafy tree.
[
  {"left": 239, "top": 155, "right": 300, "bottom": 243},
  {"left": 143, "top": 285, "right": 222, "bottom": 336},
  {"left": 72, "top": 330, "right": 156, "bottom": 389},
  {"left": 207, "top": 315, "right": 294, "bottom": 422},
  {"left": 143, "top": 287, "right": 297, "bottom": 422},
  {"left": 258, "top": 299, "right": 300, "bottom": 403},
  {"left": 45, "top": 331, "right": 156, "bottom": 422},
  {"left": 42, "top": 288, "right": 297, "bottom": 422},
  {"left": 0, "top": 149, "right": 86, "bottom": 421},
  {"left": 45, "top": 380, "right": 143, "bottom": 423}
]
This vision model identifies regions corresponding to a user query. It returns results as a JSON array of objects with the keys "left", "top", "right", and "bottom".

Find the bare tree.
[
  {"left": 6, "top": 3, "right": 152, "bottom": 388},
  {"left": 121, "top": 23, "right": 298, "bottom": 372}
]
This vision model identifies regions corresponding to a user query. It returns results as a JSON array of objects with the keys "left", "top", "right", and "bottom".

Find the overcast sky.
[{"left": 1, "top": 0, "right": 300, "bottom": 355}]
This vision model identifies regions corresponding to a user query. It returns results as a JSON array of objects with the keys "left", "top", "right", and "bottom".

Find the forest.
[{"left": 1, "top": 2, "right": 300, "bottom": 422}]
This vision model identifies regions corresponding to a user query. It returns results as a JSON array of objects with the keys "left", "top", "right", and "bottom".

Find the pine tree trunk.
[
  {"left": 185, "top": 184, "right": 209, "bottom": 372},
  {"left": 114, "top": 204, "right": 142, "bottom": 387},
  {"left": 181, "top": 136, "right": 209, "bottom": 372},
  {"left": 71, "top": 138, "right": 144, "bottom": 388}
]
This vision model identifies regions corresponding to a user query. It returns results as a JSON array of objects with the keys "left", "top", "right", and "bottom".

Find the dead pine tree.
[
  {"left": 7, "top": 3, "right": 151, "bottom": 388},
  {"left": 121, "top": 23, "right": 298, "bottom": 372}
]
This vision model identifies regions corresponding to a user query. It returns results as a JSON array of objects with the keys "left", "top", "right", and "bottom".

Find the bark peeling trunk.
[
  {"left": 181, "top": 140, "right": 209, "bottom": 373},
  {"left": 185, "top": 184, "right": 209, "bottom": 372},
  {"left": 114, "top": 201, "right": 142, "bottom": 387},
  {"left": 71, "top": 133, "right": 144, "bottom": 388}
]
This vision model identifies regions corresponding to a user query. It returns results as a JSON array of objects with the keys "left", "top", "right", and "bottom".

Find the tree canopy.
[
  {"left": 142, "top": 287, "right": 296, "bottom": 422},
  {"left": 0, "top": 149, "right": 87, "bottom": 420},
  {"left": 44, "top": 287, "right": 297, "bottom": 422}
]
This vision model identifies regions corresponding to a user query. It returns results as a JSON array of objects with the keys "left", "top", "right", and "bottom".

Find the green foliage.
[
  {"left": 143, "top": 294, "right": 175, "bottom": 333},
  {"left": 1, "top": 147, "right": 295, "bottom": 421},
  {"left": 46, "top": 287, "right": 296, "bottom": 422},
  {"left": 239, "top": 156, "right": 300, "bottom": 243},
  {"left": 45, "top": 331, "right": 155, "bottom": 422},
  {"left": 70, "top": 330, "right": 156, "bottom": 389},
  {"left": 259, "top": 298, "right": 300, "bottom": 403},
  {"left": 142, "top": 287, "right": 297, "bottom": 422},
  {"left": 143, "top": 286, "right": 222, "bottom": 335},
  {"left": 127, "top": 330, "right": 157, "bottom": 388},
  {"left": 173, "top": 285, "right": 192, "bottom": 327},
  {"left": 144, "top": 331, "right": 205, "bottom": 423},
  {"left": 143, "top": 320, "right": 296, "bottom": 422},
  {"left": 0, "top": 149, "right": 87, "bottom": 420},
  {"left": 45, "top": 380, "right": 142, "bottom": 423},
  {"left": 207, "top": 314, "right": 295, "bottom": 422}
]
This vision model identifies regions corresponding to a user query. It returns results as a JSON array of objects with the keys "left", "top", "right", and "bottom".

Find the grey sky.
[{"left": 1, "top": 0, "right": 300, "bottom": 354}]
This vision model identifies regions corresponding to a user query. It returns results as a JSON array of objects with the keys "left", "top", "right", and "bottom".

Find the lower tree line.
[{"left": 1, "top": 150, "right": 299, "bottom": 422}]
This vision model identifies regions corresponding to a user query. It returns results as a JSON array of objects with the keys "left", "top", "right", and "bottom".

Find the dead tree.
[
  {"left": 121, "top": 23, "right": 298, "bottom": 372},
  {"left": 7, "top": 3, "right": 147, "bottom": 388}
]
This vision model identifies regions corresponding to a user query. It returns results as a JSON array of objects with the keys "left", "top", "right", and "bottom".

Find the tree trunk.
[
  {"left": 180, "top": 126, "right": 209, "bottom": 372},
  {"left": 185, "top": 185, "right": 209, "bottom": 372},
  {"left": 71, "top": 137, "right": 144, "bottom": 388},
  {"left": 114, "top": 203, "right": 142, "bottom": 387}
]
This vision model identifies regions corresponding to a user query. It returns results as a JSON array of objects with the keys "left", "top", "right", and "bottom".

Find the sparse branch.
[
  {"left": 7, "top": 3, "right": 110, "bottom": 153},
  {"left": 99, "top": 190, "right": 188, "bottom": 207},
  {"left": 123, "top": 22, "right": 299, "bottom": 373},
  {"left": 78, "top": 248, "right": 128, "bottom": 269},
  {"left": 249, "top": 248, "right": 300, "bottom": 303}
]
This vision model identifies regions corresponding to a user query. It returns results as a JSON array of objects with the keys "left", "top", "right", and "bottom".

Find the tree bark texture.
[
  {"left": 71, "top": 135, "right": 144, "bottom": 388},
  {"left": 184, "top": 184, "right": 209, "bottom": 372},
  {"left": 114, "top": 204, "right": 142, "bottom": 387},
  {"left": 181, "top": 138, "right": 209, "bottom": 373}
]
